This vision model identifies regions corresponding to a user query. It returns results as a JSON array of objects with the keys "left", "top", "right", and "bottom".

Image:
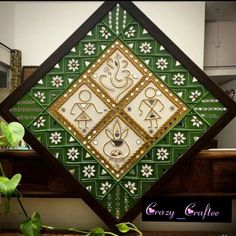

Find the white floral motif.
[
  {"left": 156, "top": 58, "right": 168, "bottom": 70},
  {"left": 49, "top": 132, "right": 62, "bottom": 145},
  {"left": 68, "top": 59, "right": 79, "bottom": 72},
  {"left": 124, "top": 181, "right": 137, "bottom": 194},
  {"left": 100, "top": 27, "right": 111, "bottom": 39},
  {"left": 191, "top": 116, "right": 203, "bottom": 127},
  {"left": 172, "top": 73, "right": 185, "bottom": 86},
  {"left": 82, "top": 165, "right": 96, "bottom": 178},
  {"left": 100, "top": 181, "right": 112, "bottom": 194},
  {"left": 84, "top": 43, "right": 96, "bottom": 55},
  {"left": 67, "top": 147, "right": 79, "bottom": 161},
  {"left": 139, "top": 42, "right": 152, "bottom": 54},
  {"left": 125, "top": 26, "right": 136, "bottom": 38},
  {"left": 33, "top": 116, "right": 45, "bottom": 128},
  {"left": 173, "top": 132, "right": 186, "bottom": 145},
  {"left": 34, "top": 91, "right": 46, "bottom": 103},
  {"left": 189, "top": 90, "right": 201, "bottom": 102},
  {"left": 51, "top": 75, "right": 63, "bottom": 88},
  {"left": 141, "top": 164, "right": 154, "bottom": 178},
  {"left": 156, "top": 148, "right": 169, "bottom": 160}
]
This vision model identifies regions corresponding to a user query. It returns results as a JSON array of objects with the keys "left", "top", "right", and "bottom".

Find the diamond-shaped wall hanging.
[{"left": 0, "top": 1, "right": 235, "bottom": 228}]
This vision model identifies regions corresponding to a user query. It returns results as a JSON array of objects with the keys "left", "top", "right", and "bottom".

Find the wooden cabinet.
[
  {"left": 1, "top": 150, "right": 235, "bottom": 235},
  {"left": 204, "top": 21, "right": 236, "bottom": 68},
  {"left": 204, "top": 22, "right": 218, "bottom": 67},
  {"left": 0, "top": 150, "right": 235, "bottom": 197}
]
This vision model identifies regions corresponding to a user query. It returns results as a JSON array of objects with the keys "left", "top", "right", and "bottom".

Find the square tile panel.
[
  {"left": 49, "top": 40, "right": 188, "bottom": 181},
  {"left": 0, "top": 1, "right": 235, "bottom": 228}
]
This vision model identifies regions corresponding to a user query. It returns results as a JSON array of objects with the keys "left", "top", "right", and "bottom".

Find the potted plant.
[{"left": 0, "top": 121, "right": 142, "bottom": 236}]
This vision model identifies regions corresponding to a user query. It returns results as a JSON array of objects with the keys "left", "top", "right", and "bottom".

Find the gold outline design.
[{"left": 48, "top": 40, "right": 189, "bottom": 180}]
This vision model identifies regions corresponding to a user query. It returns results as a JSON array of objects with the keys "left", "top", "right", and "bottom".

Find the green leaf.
[
  {"left": 116, "top": 223, "right": 131, "bottom": 233},
  {"left": 0, "top": 136, "right": 8, "bottom": 147},
  {"left": 0, "top": 122, "right": 25, "bottom": 147},
  {"left": 0, "top": 176, "right": 10, "bottom": 195},
  {"left": 20, "top": 212, "right": 42, "bottom": 236},
  {"left": 7, "top": 122, "right": 25, "bottom": 147},
  {"left": 0, "top": 122, "right": 9, "bottom": 143},
  {"left": 90, "top": 227, "right": 105, "bottom": 236},
  {"left": 0, "top": 173, "right": 21, "bottom": 198}
]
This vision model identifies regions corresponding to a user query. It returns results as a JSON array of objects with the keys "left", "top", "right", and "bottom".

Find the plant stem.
[
  {"left": 16, "top": 196, "right": 28, "bottom": 219},
  {"left": 129, "top": 223, "right": 143, "bottom": 236},
  {"left": 0, "top": 162, "right": 5, "bottom": 176},
  {"left": 131, "top": 227, "right": 143, "bottom": 236},
  {"left": 42, "top": 225, "right": 89, "bottom": 235},
  {"left": 104, "top": 232, "right": 119, "bottom": 236},
  {"left": 119, "top": 222, "right": 143, "bottom": 236},
  {"left": 0, "top": 155, "right": 29, "bottom": 220}
]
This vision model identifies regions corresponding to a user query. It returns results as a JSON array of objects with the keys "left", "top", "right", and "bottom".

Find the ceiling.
[{"left": 205, "top": 1, "right": 236, "bottom": 21}]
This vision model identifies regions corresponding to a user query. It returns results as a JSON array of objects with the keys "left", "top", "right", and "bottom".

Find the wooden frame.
[{"left": 0, "top": 1, "right": 235, "bottom": 229}]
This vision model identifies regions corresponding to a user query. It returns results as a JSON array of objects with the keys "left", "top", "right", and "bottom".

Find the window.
[{"left": 0, "top": 63, "right": 10, "bottom": 89}]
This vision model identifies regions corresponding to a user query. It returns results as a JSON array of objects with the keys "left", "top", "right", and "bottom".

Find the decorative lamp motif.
[{"left": 0, "top": 1, "right": 235, "bottom": 228}]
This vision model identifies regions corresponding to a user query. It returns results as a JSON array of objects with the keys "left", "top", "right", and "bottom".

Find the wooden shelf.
[
  {"left": 0, "top": 149, "right": 236, "bottom": 198},
  {"left": 197, "top": 149, "right": 236, "bottom": 159}
]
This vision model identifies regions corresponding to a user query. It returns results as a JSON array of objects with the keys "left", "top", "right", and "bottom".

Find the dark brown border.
[{"left": 0, "top": 1, "right": 235, "bottom": 230}]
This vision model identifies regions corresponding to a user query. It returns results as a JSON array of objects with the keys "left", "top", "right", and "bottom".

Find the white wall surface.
[
  {"left": 0, "top": 2, "right": 14, "bottom": 65},
  {"left": 4, "top": 1, "right": 235, "bottom": 233},
  {"left": 134, "top": 1, "right": 205, "bottom": 69},
  {"left": 0, "top": 2, "right": 15, "bottom": 102},
  {"left": 2, "top": 198, "right": 236, "bottom": 232},
  {"left": 14, "top": 1, "right": 102, "bottom": 66},
  {"left": 13, "top": 1, "right": 205, "bottom": 68},
  {"left": 216, "top": 79, "right": 236, "bottom": 148}
]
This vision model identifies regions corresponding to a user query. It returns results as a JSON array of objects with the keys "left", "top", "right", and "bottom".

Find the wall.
[
  {"left": 0, "top": 2, "right": 15, "bottom": 103},
  {"left": 2, "top": 198, "right": 236, "bottom": 232},
  {"left": 203, "top": 21, "right": 236, "bottom": 148},
  {"left": 0, "top": 2, "right": 14, "bottom": 64},
  {"left": 216, "top": 79, "right": 236, "bottom": 148},
  {"left": 4, "top": 1, "right": 236, "bottom": 233},
  {"left": 14, "top": 1, "right": 205, "bottom": 68}
]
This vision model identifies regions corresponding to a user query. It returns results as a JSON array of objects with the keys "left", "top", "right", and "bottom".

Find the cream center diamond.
[{"left": 49, "top": 40, "right": 189, "bottom": 180}]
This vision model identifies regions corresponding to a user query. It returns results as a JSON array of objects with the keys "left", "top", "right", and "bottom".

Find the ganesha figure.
[{"left": 98, "top": 52, "right": 137, "bottom": 102}]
